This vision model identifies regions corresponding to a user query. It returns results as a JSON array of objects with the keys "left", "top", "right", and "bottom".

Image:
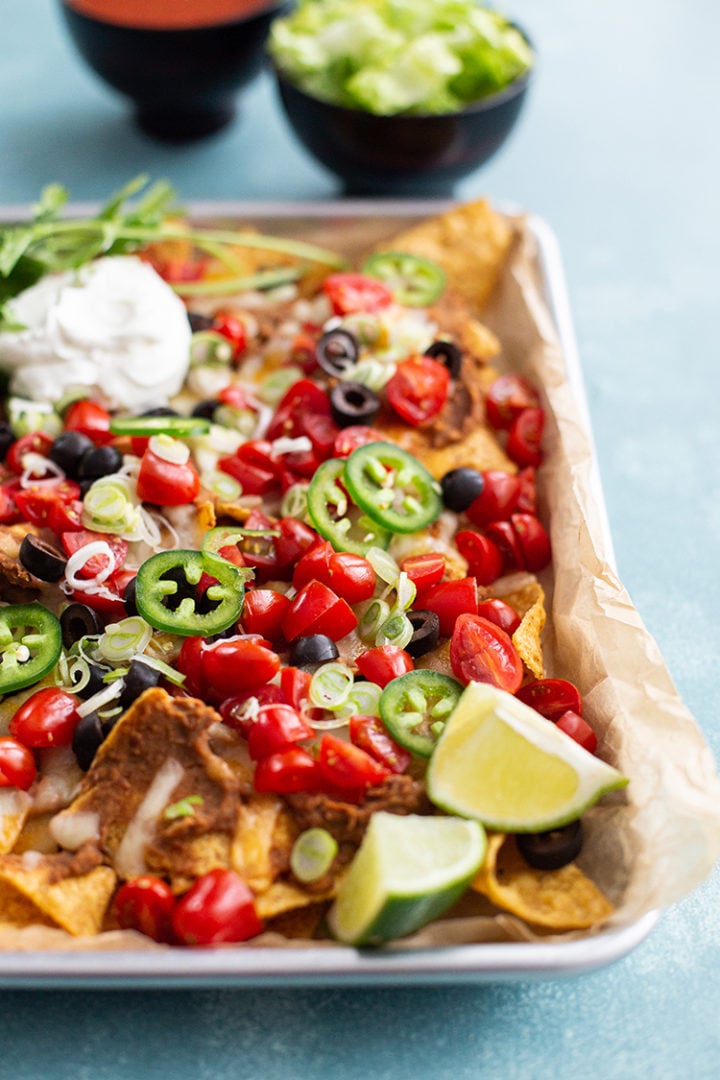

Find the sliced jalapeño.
[
  {"left": 379, "top": 670, "right": 464, "bottom": 758},
  {"left": 0, "top": 603, "right": 63, "bottom": 695},
  {"left": 134, "top": 549, "right": 246, "bottom": 637},
  {"left": 307, "top": 458, "right": 392, "bottom": 556},
  {"left": 343, "top": 442, "right": 442, "bottom": 535}
]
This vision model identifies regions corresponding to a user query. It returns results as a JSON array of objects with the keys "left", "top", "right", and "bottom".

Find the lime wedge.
[
  {"left": 328, "top": 812, "right": 486, "bottom": 946},
  {"left": 427, "top": 682, "right": 627, "bottom": 832}
]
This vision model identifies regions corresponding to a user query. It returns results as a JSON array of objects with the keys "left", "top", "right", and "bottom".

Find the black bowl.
[
  {"left": 59, "top": 1, "right": 289, "bottom": 141},
  {"left": 272, "top": 48, "right": 533, "bottom": 196}
]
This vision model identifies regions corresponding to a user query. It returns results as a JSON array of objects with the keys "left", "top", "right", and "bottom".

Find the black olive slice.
[
  {"left": 405, "top": 609, "right": 440, "bottom": 658},
  {"left": 138, "top": 406, "right": 181, "bottom": 419},
  {"left": 0, "top": 421, "right": 14, "bottom": 461},
  {"left": 19, "top": 534, "right": 67, "bottom": 583},
  {"left": 78, "top": 444, "right": 124, "bottom": 480},
  {"left": 122, "top": 575, "right": 138, "bottom": 616},
  {"left": 424, "top": 340, "right": 463, "bottom": 379},
  {"left": 73, "top": 661, "right": 110, "bottom": 701},
  {"left": 316, "top": 327, "right": 360, "bottom": 377},
  {"left": 188, "top": 312, "right": 214, "bottom": 333},
  {"left": 329, "top": 382, "right": 381, "bottom": 428},
  {"left": 290, "top": 634, "right": 340, "bottom": 669},
  {"left": 440, "top": 466, "right": 485, "bottom": 512},
  {"left": 119, "top": 658, "right": 163, "bottom": 709},
  {"left": 191, "top": 398, "right": 220, "bottom": 420},
  {"left": 49, "top": 430, "right": 95, "bottom": 478},
  {"left": 516, "top": 819, "right": 584, "bottom": 870},
  {"left": 72, "top": 711, "right": 106, "bottom": 771},
  {"left": 60, "top": 603, "right": 103, "bottom": 648}
]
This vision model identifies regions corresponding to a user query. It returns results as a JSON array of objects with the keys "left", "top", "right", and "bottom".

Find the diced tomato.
[
  {"left": 241, "top": 589, "right": 291, "bottom": 641},
  {"left": 322, "top": 272, "right": 394, "bottom": 316},
  {"left": 515, "top": 678, "right": 583, "bottom": 721},
  {"left": 349, "top": 715, "right": 411, "bottom": 774},
  {"left": 217, "top": 384, "right": 254, "bottom": 411},
  {"left": 293, "top": 543, "right": 376, "bottom": 604},
  {"left": 333, "top": 425, "right": 386, "bottom": 458},
  {"left": 199, "top": 637, "right": 281, "bottom": 703},
  {"left": 511, "top": 513, "right": 552, "bottom": 573},
  {"left": 219, "top": 439, "right": 281, "bottom": 496},
  {"left": 61, "top": 529, "right": 128, "bottom": 579},
  {"left": 114, "top": 876, "right": 176, "bottom": 944},
  {"left": 289, "top": 326, "right": 320, "bottom": 374},
  {"left": 273, "top": 517, "right": 319, "bottom": 573},
  {"left": 10, "top": 688, "right": 81, "bottom": 749},
  {"left": 246, "top": 703, "right": 315, "bottom": 760},
  {"left": 279, "top": 666, "right": 313, "bottom": 714},
  {"left": 483, "top": 519, "right": 525, "bottom": 572},
  {"left": 485, "top": 374, "right": 541, "bottom": 431},
  {"left": 386, "top": 355, "right": 450, "bottom": 426},
  {"left": 476, "top": 598, "right": 521, "bottom": 636},
  {"left": 282, "top": 581, "right": 358, "bottom": 642},
  {"left": 5, "top": 432, "right": 53, "bottom": 476},
  {"left": 172, "top": 868, "right": 263, "bottom": 946},
  {"left": 399, "top": 552, "right": 445, "bottom": 594},
  {"left": 14, "top": 480, "right": 81, "bottom": 527},
  {"left": 355, "top": 645, "right": 414, "bottom": 688},
  {"left": 465, "top": 470, "right": 521, "bottom": 526},
  {"left": 266, "top": 379, "right": 332, "bottom": 442},
  {"left": 318, "top": 733, "right": 391, "bottom": 792},
  {"left": 63, "top": 399, "right": 112, "bottom": 445},
  {"left": 253, "top": 746, "right": 323, "bottom": 794},
  {"left": 0, "top": 480, "right": 22, "bottom": 525},
  {"left": 0, "top": 736, "right": 37, "bottom": 790},
  {"left": 555, "top": 710, "right": 598, "bottom": 754},
  {"left": 449, "top": 613, "right": 523, "bottom": 693},
  {"left": 454, "top": 530, "right": 504, "bottom": 586},
  {"left": 218, "top": 683, "right": 288, "bottom": 737},
  {"left": 72, "top": 567, "right": 135, "bottom": 618},
  {"left": 506, "top": 407, "right": 545, "bottom": 468},
  {"left": 420, "top": 577, "right": 478, "bottom": 638},
  {"left": 515, "top": 466, "right": 537, "bottom": 515},
  {"left": 47, "top": 497, "right": 84, "bottom": 534},
  {"left": 137, "top": 446, "right": 200, "bottom": 506},
  {"left": 213, "top": 311, "right": 248, "bottom": 359}
]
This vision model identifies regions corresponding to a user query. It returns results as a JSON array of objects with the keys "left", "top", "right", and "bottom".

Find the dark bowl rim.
[{"left": 269, "top": 22, "right": 534, "bottom": 120}]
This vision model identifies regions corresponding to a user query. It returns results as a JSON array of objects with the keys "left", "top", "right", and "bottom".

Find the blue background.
[{"left": 1, "top": 1, "right": 719, "bottom": 1076}]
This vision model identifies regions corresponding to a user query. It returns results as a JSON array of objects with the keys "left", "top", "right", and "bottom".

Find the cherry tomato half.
[
  {"left": 172, "top": 868, "right": 263, "bottom": 946},
  {"left": 399, "top": 552, "right": 446, "bottom": 594},
  {"left": 0, "top": 736, "right": 37, "bottom": 790},
  {"left": 137, "top": 446, "right": 200, "bottom": 506},
  {"left": 6, "top": 432, "right": 54, "bottom": 476},
  {"left": 485, "top": 374, "right": 541, "bottom": 431},
  {"left": 282, "top": 581, "right": 358, "bottom": 642},
  {"left": 114, "top": 875, "right": 176, "bottom": 943},
  {"left": 506, "top": 407, "right": 545, "bottom": 468},
  {"left": 454, "top": 530, "right": 504, "bottom": 586},
  {"left": 323, "top": 272, "right": 394, "bottom": 316},
  {"left": 14, "top": 480, "right": 82, "bottom": 528},
  {"left": 241, "top": 589, "right": 292, "bottom": 642},
  {"left": 420, "top": 577, "right": 478, "bottom": 638},
  {"left": 386, "top": 355, "right": 450, "bottom": 426},
  {"left": 349, "top": 715, "right": 411, "bottom": 774},
  {"left": 555, "top": 710, "right": 598, "bottom": 754},
  {"left": 511, "top": 513, "right": 552, "bottom": 573},
  {"left": 246, "top": 703, "right": 315, "bottom": 760},
  {"left": 476, "top": 598, "right": 521, "bottom": 636},
  {"left": 61, "top": 529, "right": 128, "bottom": 580},
  {"left": 465, "top": 470, "right": 521, "bottom": 526},
  {"left": 355, "top": 645, "right": 414, "bottom": 688},
  {"left": 318, "top": 733, "right": 391, "bottom": 792},
  {"left": 333, "top": 425, "right": 386, "bottom": 458},
  {"left": 10, "top": 688, "right": 82, "bottom": 749},
  {"left": 293, "top": 543, "right": 376, "bottom": 605},
  {"left": 515, "top": 678, "right": 583, "bottom": 721},
  {"left": 63, "top": 399, "right": 112, "bottom": 445},
  {"left": 199, "top": 637, "right": 281, "bottom": 702},
  {"left": 253, "top": 746, "right": 323, "bottom": 794},
  {"left": 449, "top": 613, "right": 523, "bottom": 693},
  {"left": 218, "top": 683, "right": 287, "bottom": 737},
  {"left": 213, "top": 310, "right": 248, "bottom": 359}
]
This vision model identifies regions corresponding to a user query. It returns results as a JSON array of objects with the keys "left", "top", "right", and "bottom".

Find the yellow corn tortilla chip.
[
  {"left": 265, "top": 902, "right": 328, "bottom": 940},
  {"left": 378, "top": 200, "right": 515, "bottom": 311},
  {"left": 472, "top": 833, "right": 614, "bottom": 931},
  {"left": 512, "top": 588, "right": 547, "bottom": 679},
  {"left": 0, "top": 788, "right": 31, "bottom": 854},
  {"left": 0, "top": 855, "right": 116, "bottom": 936},
  {"left": 11, "top": 810, "right": 59, "bottom": 855},
  {"left": 255, "top": 878, "right": 340, "bottom": 921}
]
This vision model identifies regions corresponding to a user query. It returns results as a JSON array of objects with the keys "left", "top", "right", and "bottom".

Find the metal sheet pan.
[{"left": 0, "top": 201, "right": 658, "bottom": 987}]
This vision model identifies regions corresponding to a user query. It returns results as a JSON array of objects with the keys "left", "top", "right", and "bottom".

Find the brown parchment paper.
[{"left": 0, "top": 207, "right": 718, "bottom": 955}]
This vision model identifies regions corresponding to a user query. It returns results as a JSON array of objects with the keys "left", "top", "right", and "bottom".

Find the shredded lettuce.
[{"left": 268, "top": 0, "right": 533, "bottom": 115}]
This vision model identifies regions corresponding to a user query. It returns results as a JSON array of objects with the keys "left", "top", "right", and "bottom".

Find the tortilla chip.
[
  {"left": 265, "top": 902, "right": 328, "bottom": 940},
  {"left": 512, "top": 586, "right": 546, "bottom": 679},
  {"left": 255, "top": 878, "right": 339, "bottom": 920},
  {"left": 231, "top": 793, "right": 298, "bottom": 894},
  {"left": 472, "top": 833, "right": 614, "bottom": 931},
  {"left": 378, "top": 200, "right": 514, "bottom": 311},
  {"left": 11, "top": 810, "right": 59, "bottom": 855},
  {"left": 0, "top": 788, "right": 31, "bottom": 854},
  {"left": 0, "top": 855, "right": 116, "bottom": 936}
]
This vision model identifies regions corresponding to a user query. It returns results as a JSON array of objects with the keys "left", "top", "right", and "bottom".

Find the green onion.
[
  {"left": 201, "top": 470, "right": 242, "bottom": 501},
  {"left": 189, "top": 330, "right": 234, "bottom": 367},
  {"left": 376, "top": 613, "right": 414, "bottom": 649},
  {"left": 359, "top": 598, "right": 391, "bottom": 641},
  {"left": 336, "top": 681, "right": 383, "bottom": 719},
  {"left": 366, "top": 547, "right": 400, "bottom": 586},
  {"left": 164, "top": 795, "right": 203, "bottom": 821},
  {"left": 309, "top": 662, "right": 354, "bottom": 710},
  {"left": 139, "top": 654, "right": 187, "bottom": 687},
  {"left": 280, "top": 482, "right": 310, "bottom": 522},
  {"left": 290, "top": 828, "right": 338, "bottom": 884},
  {"left": 257, "top": 365, "right": 305, "bottom": 405},
  {"left": 109, "top": 415, "right": 211, "bottom": 437},
  {"left": 97, "top": 616, "right": 153, "bottom": 663}
]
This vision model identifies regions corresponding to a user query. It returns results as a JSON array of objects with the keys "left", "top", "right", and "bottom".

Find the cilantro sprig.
[{"left": 0, "top": 175, "right": 347, "bottom": 331}]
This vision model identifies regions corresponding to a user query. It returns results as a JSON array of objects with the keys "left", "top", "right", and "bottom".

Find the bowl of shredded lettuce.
[{"left": 268, "top": 0, "right": 534, "bottom": 193}]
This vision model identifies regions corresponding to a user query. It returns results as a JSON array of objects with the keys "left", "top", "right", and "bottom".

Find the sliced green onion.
[
  {"left": 201, "top": 470, "right": 242, "bottom": 501},
  {"left": 366, "top": 547, "right": 400, "bottom": 586},
  {"left": 336, "top": 681, "right": 383, "bottom": 719},
  {"left": 395, "top": 571, "right": 417, "bottom": 612},
  {"left": 358, "top": 598, "right": 390, "bottom": 641},
  {"left": 309, "top": 662, "right": 354, "bottom": 710},
  {"left": 341, "top": 358, "right": 393, "bottom": 392},
  {"left": 82, "top": 477, "right": 137, "bottom": 534},
  {"left": 109, "top": 415, "right": 211, "bottom": 437},
  {"left": 280, "top": 482, "right": 310, "bottom": 522},
  {"left": 190, "top": 330, "right": 234, "bottom": 367},
  {"left": 376, "top": 613, "right": 414, "bottom": 650},
  {"left": 97, "top": 616, "right": 153, "bottom": 664},
  {"left": 213, "top": 404, "right": 258, "bottom": 436},
  {"left": 290, "top": 828, "right": 338, "bottom": 884},
  {"left": 164, "top": 795, "right": 203, "bottom": 821},
  {"left": 257, "top": 365, "right": 305, "bottom": 405}
]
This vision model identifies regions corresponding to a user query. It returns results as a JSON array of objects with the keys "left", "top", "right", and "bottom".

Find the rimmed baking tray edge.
[{"left": 0, "top": 200, "right": 657, "bottom": 987}]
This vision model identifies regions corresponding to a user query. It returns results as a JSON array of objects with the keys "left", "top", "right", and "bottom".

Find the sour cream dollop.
[{"left": 0, "top": 256, "right": 192, "bottom": 410}]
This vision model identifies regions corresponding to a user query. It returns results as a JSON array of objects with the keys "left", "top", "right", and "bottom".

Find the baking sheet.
[{"left": 0, "top": 201, "right": 667, "bottom": 985}]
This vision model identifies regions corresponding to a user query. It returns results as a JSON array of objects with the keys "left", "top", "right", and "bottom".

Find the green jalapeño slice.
[
  {"left": 380, "top": 670, "right": 464, "bottom": 757},
  {"left": 343, "top": 442, "right": 443, "bottom": 534},
  {"left": 361, "top": 251, "right": 446, "bottom": 307},
  {"left": 134, "top": 549, "right": 246, "bottom": 637},
  {"left": 0, "top": 603, "right": 62, "bottom": 694},
  {"left": 307, "top": 458, "right": 392, "bottom": 556}
]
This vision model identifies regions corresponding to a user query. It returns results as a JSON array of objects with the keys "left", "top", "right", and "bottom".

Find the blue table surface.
[{"left": 2, "top": 1, "right": 719, "bottom": 1076}]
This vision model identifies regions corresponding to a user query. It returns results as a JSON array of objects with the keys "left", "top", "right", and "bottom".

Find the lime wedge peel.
[
  {"left": 328, "top": 812, "right": 486, "bottom": 947},
  {"left": 427, "top": 682, "right": 628, "bottom": 834}
]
